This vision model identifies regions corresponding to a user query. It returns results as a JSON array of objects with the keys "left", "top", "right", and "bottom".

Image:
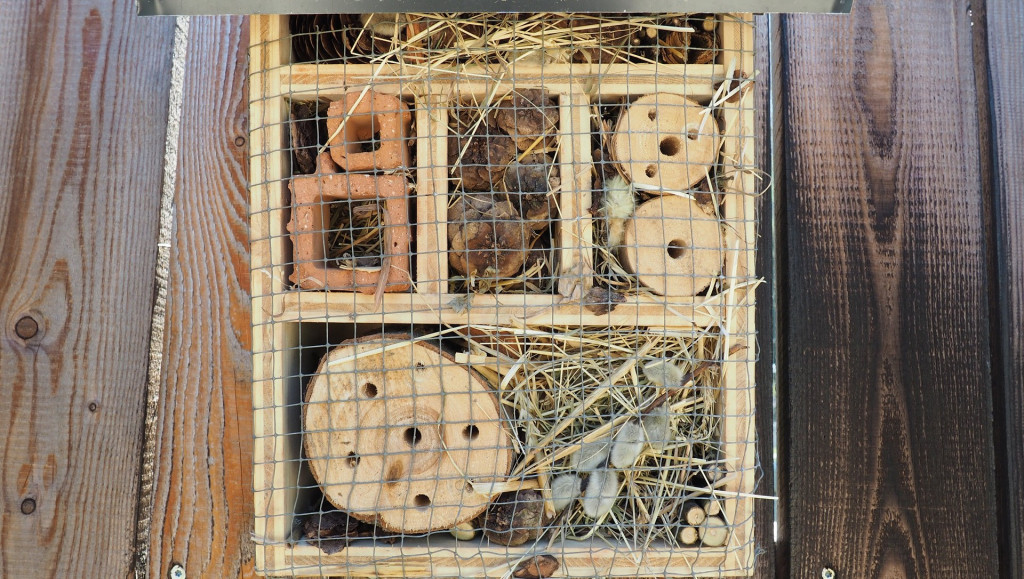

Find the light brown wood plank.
[
  {"left": 145, "top": 15, "right": 256, "bottom": 579},
  {"left": 780, "top": 0, "right": 999, "bottom": 576},
  {"left": 987, "top": 0, "right": 1024, "bottom": 575},
  {"left": 0, "top": 1, "right": 174, "bottom": 577}
]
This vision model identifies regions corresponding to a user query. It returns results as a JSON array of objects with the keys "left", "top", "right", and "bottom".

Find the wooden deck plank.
[
  {"left": 145, "top": 16, "right": 256, "bottom": 579},
  {"left": 987, "top": 0, "right": 1024, "bottom": 575},
  {"left": 779, "top": 0, "right": 1000, "bottom": 576},
  {"left": 0, "top": 1, "right": 175, "bottom": 577}
]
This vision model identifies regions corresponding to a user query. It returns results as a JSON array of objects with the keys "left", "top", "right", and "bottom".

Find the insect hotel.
[{"left": 250, "top": 12, "right": 758, "bottom": 577}]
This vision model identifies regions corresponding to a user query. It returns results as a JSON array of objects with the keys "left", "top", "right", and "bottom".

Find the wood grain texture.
[
  {"left": 780, "top": 0, "right": 1000, "bottom": 576},
  {"left": 145, "top": 16, "right": 256, "bottom": 579},
  {"left": 987, "top": 0, "right": 1024, "bottom": 576},
  {"left": 0, "top": 1, "right": 174, "bottom": 577}
]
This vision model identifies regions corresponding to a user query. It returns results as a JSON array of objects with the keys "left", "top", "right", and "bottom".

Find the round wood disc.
[
  {"left": 611, "top": 93, "right": 720, "bottom": 191},
  {"left": 620, "top": 196, "right": 722, "bottom": 296},
  {"left": 303, "top": 334, "right": 511, "bottom": 533}
]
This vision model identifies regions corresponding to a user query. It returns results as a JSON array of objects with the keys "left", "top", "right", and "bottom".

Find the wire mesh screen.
[{"left": 249, "top": 12, "right": 759, "bottom": 577}]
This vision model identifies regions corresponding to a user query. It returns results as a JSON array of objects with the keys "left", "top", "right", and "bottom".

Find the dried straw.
[{"left": 463, "top": 324, "right": 730, "bottom": 549}]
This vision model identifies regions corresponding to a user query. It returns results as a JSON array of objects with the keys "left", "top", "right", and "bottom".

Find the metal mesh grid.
[{"left": 249, "top": 12, "right": 759, "bottom": 577}]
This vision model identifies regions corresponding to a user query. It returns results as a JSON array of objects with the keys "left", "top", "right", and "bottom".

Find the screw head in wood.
[
  {"left": 822, "top": 568, "right": 836, "bottom": 579},
  {"left": 14, "top": 315, "right": 38, "bottom": 340},
  {"left": 169, "top": 564, "right": 186, "bottom": 579}
]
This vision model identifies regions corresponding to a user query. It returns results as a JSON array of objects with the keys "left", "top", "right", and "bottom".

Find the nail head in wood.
[{"left": 20, "top": 498, "right": 36, "bottom": 515}]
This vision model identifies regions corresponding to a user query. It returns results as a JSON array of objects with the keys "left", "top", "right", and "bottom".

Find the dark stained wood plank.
[
  {"left": 145, "top": 16, "right": 256, "bottom": 579},
  {"left": 753, "top": 14, "right": 781, "bottom": 578},
  {"left": 0, "top": 1, "right": 174, "bottom": 577},
  {"left": 779, "top": 0, "right": 1000, "bottom": 576},
  {"left": 987, "top": 0, "right": 1024, "bottom": 576}
]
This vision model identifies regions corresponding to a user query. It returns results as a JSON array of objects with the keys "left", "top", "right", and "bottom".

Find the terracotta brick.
[
  {"left": 288, "top": 154, "right": 411, "bottom": 293},
  {"left": 326, "top": 91, "right": 411, "bottom": 172}
]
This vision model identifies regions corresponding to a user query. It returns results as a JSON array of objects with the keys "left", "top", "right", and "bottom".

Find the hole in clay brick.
[
  {"left": 344, "top": 117, "right": 382, "bottom": 155},
  {"left": 328, "top": 200, "right": 385, "bottom": 269},
  {"left": 355, "top": 131, "right": 383, "bottom": 153}
]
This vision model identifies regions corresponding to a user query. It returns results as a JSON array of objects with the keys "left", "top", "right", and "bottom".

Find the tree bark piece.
[
  {"left": 483, "top": 490, "right": 546, "bottom": 546},
  {"left": 502, "top": 152, "right": 558, "bottom": 230},
  {"left": 448, "top": 121, "right": 517, "bottom": 192},
  {"left": 493, "top": 89, "right": 559, "bottom": 152}
]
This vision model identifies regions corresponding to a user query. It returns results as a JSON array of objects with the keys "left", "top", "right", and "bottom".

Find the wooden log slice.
[
  {"left": 303, "top": 334, "right": 512, "bottom": 533},
  {"left": 620, "top": 196, "right": 722, "bottom": 296},
  {"left": 611, "top": 93, "right": 720, "bottom": 191}
]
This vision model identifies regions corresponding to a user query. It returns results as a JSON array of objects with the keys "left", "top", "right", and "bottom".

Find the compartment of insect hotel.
[
  {"left": 253, "top": 322, "right": 754, "bottom": 576},
  {"left": 249, "top": 12, "right": 757, "bottom": 577},
  {"left": 588, "top": 46, "right": 755, "bottom": 325},
  {"left": 445, "top": 87, "right": 575, "bottom": 295}
]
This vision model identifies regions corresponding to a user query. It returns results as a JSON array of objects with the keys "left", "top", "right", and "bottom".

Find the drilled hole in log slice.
[
  {"left": 620, "top": 196, "right": 722, "bottom": 296},
  {"left": 303, "top": 334, "right": 512, "bottom": 533},
  {"left": 611, "top": 93, "right": 720, "bottom": 191}
]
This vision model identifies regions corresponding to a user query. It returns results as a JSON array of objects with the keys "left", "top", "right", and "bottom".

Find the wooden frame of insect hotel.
[{"left": 249, "top": 12, "right": 758, "bottom": 577}]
